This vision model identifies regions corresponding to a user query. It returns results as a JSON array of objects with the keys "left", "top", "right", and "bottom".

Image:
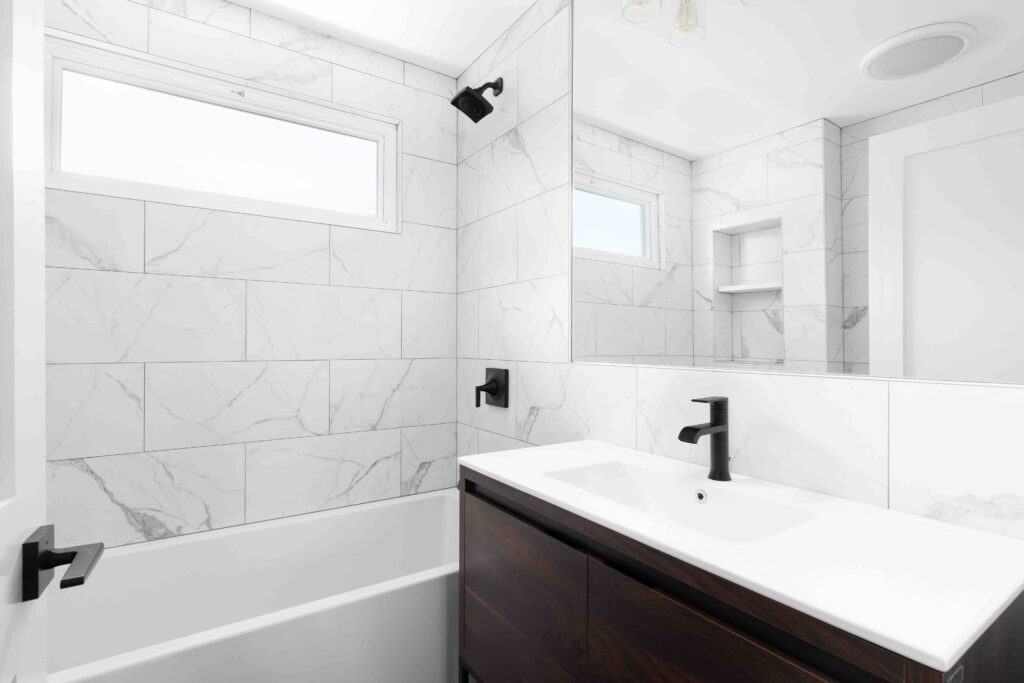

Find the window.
[
  {"left": 46, "top": 36, "right": 399, "bottom": 231},
  {"left": 573, "top": 173, "right": 661, "bottom": 267}
]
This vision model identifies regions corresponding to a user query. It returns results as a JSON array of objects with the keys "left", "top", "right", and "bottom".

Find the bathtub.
[{"left": 48, "top": 489, "right": 460, "bottom": 683}]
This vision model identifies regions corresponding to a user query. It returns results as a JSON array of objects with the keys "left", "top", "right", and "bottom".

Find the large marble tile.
[
  {"left": 573, "top": 258, "right": 632, "bottom": 305},
  {"left": 45, "top": 0, "right": 148, "bottom": 51},
  {"left": 146, "top": 361, "right": 329, "bottom": 450},
  {"left": 46, "top": 190, "right": 143, "bottom": 272},
  {"left": 478, "top": 275, "right": 570, "bottom": 363},
  {"left": 145, "top": 203, "right": 329, "bottom": 284},
  {"left": 478, "top": 429, "right": 534, "bottom": 453},
  {"left": 457, "top": 359, "right": 517, "bottom": 438},
  {"left": 594, "top": 305, "right": 665, "bottom": 356},
  {"left": 767, "top": 139, "right": 824, "bottom": 203},
  {"left": 632, "top": 264, "right": 692, "bottom": 310},
  {"left": 517, "top": 8, "right": 570, "bottom": 123},
  {"left": 332, "top": 65, "right": 455, "bottom": 163},
  {"left": 461, "top": 0, "right": 568, "bottom": 90},
  {"left": 250, "top": 12, "right": 403, "bottom": 82},
  {"left": 457, "top": 422, "right": 479, "bottom": 457},
  {"left": 840, "top": 87, "right": 983, "bottom": 146},
  {"left": 574, "top": 141, "right": 631, "bottom": 180},
  {"left": 457, "top": 207, "right": 517, "bottom": 292},
  {"left": 402, "top": 292, "right": 456, "bottom": 358},
  {"left": 457, "top": 154, "right": 481, "bottom": 228},
  {"left": 245, "top": 430, "right": 401, "bottom": 522},
  {"left": 692, "top": 157, "right": 768, "bottom": 219},
  {"left": 47, "top": 364, "right": 144, "bottom": 461},
  {"left": 458, "top": 51, "right": 519, "bottom": 163},
  {"left": 402, "top": 155, "right": 457, "bottom": 229},
  {"left": 890, "top": 381, "right": 1024, "bottom": 540},
  {"left": 843, "top": 306, "right": 869, "bottom": 364},
  {"left": 665, "top": 310, "right": 694, "bottom": 356},
  {"left": 148, "top": 11, "right": 331, "bottom": 101},
  {"left": 329, "top": 359, "right": 455, "bottom": 432},
  {"left": 636, "top": 367, "right": 888, "bottom": 505},
  {"left": 736, "top": 310, "right": 785, "bottom": 361},
  {"left": 841, "top": 196, "right": 868, "bottom": 254},
  {"left": 784, "top": 305, "right": 828, "bottom": 362},
  {"left": 478, "top": 96, "right": 570, "bottom": 217},
  {"left": 782, "top": 250, "right": 826, "bottom": 307},
  {"left": 247, "top": 281, "right": 401, "bottom": 360},
  {"left": 140, "top": 0, "right": 251, "bottom": 34},
  {"left": 516, "top": 362, "right": 636, "bottom": 449},
  {"left": 400, "top": 423, "right": 457, "bottom": 494},
  {"left": 404, "top": 63, "right": 456, "bottom": 99},
  {"left": 457, "top": 291, "right": 479, "bottom": 358},
  {"left": 717, "top": 121, "right": 824, "bottom": 168},
  {"left": 47, "top": 268, "right": 245, "bottom": 363},
  {"left": 572, "top": 302, "right": 598, "bottom": 358},
  {"left": 843, "top": 251, "right": 868, "bottom": 308},
  {"left": 663, "top": 216, "right": 693, "bottom": 265},
  {"left": 330, "top": 223, "right": 454, "bottom": 293},
  {"left": 840, "top": 141, "right": 869, "bottom": 200},
  {"left": 518, "top": 185, "right": 570, "bottom": 282},
  {"left": 631, "top": 163, "right": 690, "bottom": 220},
  {"left": 47, "top": 445, "right": 244, "bottom": 547}
]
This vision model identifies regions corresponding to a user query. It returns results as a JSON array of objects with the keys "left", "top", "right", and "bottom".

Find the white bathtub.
[{"left": 48, "top": 489, "right": 460, "bottom": 683}]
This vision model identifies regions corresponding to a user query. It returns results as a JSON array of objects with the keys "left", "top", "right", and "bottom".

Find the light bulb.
[
  {"left": 669, "top": 0, "right": 705, "bottom": 46},
  {"left": 621, "top": 0, "right": 661, "bottom": 22}
]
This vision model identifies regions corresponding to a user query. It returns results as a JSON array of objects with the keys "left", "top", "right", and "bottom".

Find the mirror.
[{"left": 572, "top": 0, "right": 1024, "bottom": 383}]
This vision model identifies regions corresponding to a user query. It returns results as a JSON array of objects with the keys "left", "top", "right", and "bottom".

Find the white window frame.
[
  {"left": 44, "top": 32, "right": 401, "bottom": 231},
  {"left": 573, "top": 172, "right": 663, "bottom": 269}
]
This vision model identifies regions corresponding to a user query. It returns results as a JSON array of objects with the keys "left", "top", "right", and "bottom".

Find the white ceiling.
[
  {"left": 576, "top": 0, "right": 1024, "bottom": 159},
  {"left": 233, "top": 0, "right": 538, "bottom": 77}
]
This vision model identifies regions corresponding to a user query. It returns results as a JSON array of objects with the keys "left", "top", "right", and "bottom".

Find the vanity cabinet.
[{"left": 459, "top": 467, "right": 1024, "bottom": 683}]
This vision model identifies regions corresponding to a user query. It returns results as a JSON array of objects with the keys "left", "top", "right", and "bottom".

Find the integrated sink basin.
[{"left": 545, "top": 460, "right": 813, "bottom": 542}]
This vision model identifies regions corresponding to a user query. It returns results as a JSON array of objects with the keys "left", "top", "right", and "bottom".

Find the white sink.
[{"left": 545, "top": 460, "right": 813, "bottom": 542}]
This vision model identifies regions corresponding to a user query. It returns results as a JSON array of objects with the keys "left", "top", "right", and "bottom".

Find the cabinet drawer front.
[
  {"left": 588, "top": 559, "right": 834, "bottom": 683},
  {"left": 463, "top": 493, "right": 588, "bottom": 682}
]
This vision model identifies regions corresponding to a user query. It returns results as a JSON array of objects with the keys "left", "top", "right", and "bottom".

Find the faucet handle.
[{"left": 692, "top": 396, "right": 728, "bottom": 408}]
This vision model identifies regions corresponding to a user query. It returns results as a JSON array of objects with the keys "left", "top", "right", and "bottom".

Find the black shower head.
[{"left": 450, "top": 78, "right": 504, "bottom": 123}]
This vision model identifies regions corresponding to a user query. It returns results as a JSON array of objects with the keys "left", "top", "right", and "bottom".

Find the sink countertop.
[{"left": 459, "top": 440, "right": 1024, "bottom": 672}]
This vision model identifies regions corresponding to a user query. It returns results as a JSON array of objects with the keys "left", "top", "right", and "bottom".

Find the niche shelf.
[{"left": 717, "top": 282, "right": 782, "bottom": 295}]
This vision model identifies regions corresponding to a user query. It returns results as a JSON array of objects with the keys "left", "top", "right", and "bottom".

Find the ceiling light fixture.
[
  {"left": 861, "top": 23, "right": 976, "bottom": 80},
  {"left": 668, "top": 0, "right": 705, "bottom": 46},
  {"left": 621, "top": 0, "right": 662, "bottom": 23}
]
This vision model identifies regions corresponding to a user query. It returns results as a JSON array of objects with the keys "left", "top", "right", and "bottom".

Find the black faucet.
[{"left": 678, "top": 397, "right": 730, "bottom": 481}]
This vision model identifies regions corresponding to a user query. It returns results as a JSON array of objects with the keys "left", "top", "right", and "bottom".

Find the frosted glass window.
[
  {"left": 573, "top": 187, "right": 647, "bottom": 257},
  {"left": 59, "top": 70, "right": 379, "bottom": 218}
]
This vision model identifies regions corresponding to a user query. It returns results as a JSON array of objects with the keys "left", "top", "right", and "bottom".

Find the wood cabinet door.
[
  {"left": 462, "top": 494, "right": 588, "bottom": 682},
  {"left": 588, "top": 559, "right": 834, "bottom": 683}
]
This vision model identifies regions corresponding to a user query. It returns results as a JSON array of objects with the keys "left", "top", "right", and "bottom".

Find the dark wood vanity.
[{"left": 458, "top": 467, "right": 1024, "bottom": 683}]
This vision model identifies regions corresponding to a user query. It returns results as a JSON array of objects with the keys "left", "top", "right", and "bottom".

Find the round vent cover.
[{"left": 862, "top": 23, "right": 976, "bottom": 80}]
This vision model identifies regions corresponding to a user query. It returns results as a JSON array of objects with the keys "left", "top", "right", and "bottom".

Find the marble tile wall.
[
  {"left": 44, "top": 0, "right": 458, "bottom": 547},
  {"left": 572, "top": 120, "right": 694, "bottom": 365},
  {"left": 838, "top": 70, "right": 1024, "bottom": 374}
]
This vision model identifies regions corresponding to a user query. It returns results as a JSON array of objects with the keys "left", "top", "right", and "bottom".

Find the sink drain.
[{"left": 695, "top": 489, "right": 708, "bottom": 504}]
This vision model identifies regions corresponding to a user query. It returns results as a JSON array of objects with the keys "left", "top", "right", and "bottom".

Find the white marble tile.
[
  {"left": 890, "top": 381, "right": 1024, "bottom": 540},
  {"left": 478, "top": 429, "right": 534, "bottom": 454},
  {"left": 46, "top": 0, "right": 148, "bottom": 51},
  {"left": 632, "top": 264, "right": 692, "bottom": 310},
  {"left": 824, "top": 195, "right": 842, "bottom": 253},
  {"left": 731, "top": 289, "right": 783, "bottom": 313},
  {"left": 148, "top": 11, "right": 332, "bottom": 100},
  {"left": 517, "top": 8, "right": 570, "bottom": 123},
  {"left": 478, "top": 96, "right": 570, "bottom": 217},
  {"left": 691, "top": 155, "right": 720, "bottom": 176},
  {"left": 572, "top": 302, "right": 597, "bottom": 358},
  {"left": 47, "top": 364, "right": 144, "bottom": 461},
  {"left": 402, "top": 155, "right": 457, "bottom": 229},
  {"left": 457, "top": 207, "right": 517, "bottom": 292},
  {"left": 516, "top": 362, "right": 636, "bottom": 449},
  {"left": 47, "top": 268, "right": 245, "bottom": 363},
  {"left": 458, "top": 52, "right": 519, "bottom": 164},
  {"left": 47, "top": 445, "right": 244, "bottom": 547},
  {"left": 573, "top": 258, "right": 632, "bottom": 305},
  {"left": 635, "top": 164, "right": 691, "bottom": 220},
  {"left": 843, "top": 251, "right": 868, "bottom": 308},
  {"left": 403, "top": 63, "right": 455, "bottom": 99},
  {"left": 690, "top": 264, "right": 714, "bottom": 311},
  {"left": 738, "top": 226, "right": 781, "bottom": 264},
  {"left": 843, "top": 306, "right": 869, "bottom": 364},
  {"left": 574, "top": 141, "right": 631, "bottom": 180},
  {"left": 782, "top": 250, "right": 826, "bottom": 307},
  {"left": 457, "top": 154, "right": 481, "bottom": 228},
  {"left": 518, "top": 185, "right": 570, "bottom": 282},
  {"left": 249, "top": 11, "right": 403, "bottom": 82},
  {"left": 333, "top": 66, "right": 456, "bottom": 163},
  {"left": 737, "top": 310, "right": 785, "bottom": 361},
  {"left": 841, "top": 196, "right": 868, "bottom": 253},
  {"left": 478, "top": 275, "right": 570, "bottom": 363},
  {"left": 457, "top": 358, "right": 517, "bottom": 438},
  {"left": 636, "top": 366, "right": 888, "bottom": 506},
  {"left": 692, "top": 157, "right": 768, "bottom": 219},
  {"left": 145, "top": 204, "right": 329, "bottom": 284},
  {"left": 245, "top": 430, "right": 401, "bottom": 522},
  {"left": 691, "top": 218, "right": 719, "bottom": 267},
  {"left": 718, "top": 121, "right": 824, "bottom": 168},
  {"left": 457, "top": 422, "right": 479, "bottom": 457},
  {"left": 663, "top": 216, "right": 692, "bottom": 265},
  {"left": 247, "top": 281, "right": 401, "bottom": 361},
  {"left": 983, "top": 71, "right": 1024, "bottom": 105},
  {"left": 827, "top": 305, "right": 844, "bottom": 363},
  {"left": 692, "top": 310, "right": 714, "bottom": 357},
  {"left": 824, "top": 140, "right": 842, "bottom": 199},
  {"left": 767, "top": 139, "right": 824, "bottom": 203},
  {"left": 665, "top": 310, "right": 694, "bottom": 356},
  {"left": 841, "top": 87, "right": 983, "bottom": 146},
  {"left": 146, "top": 361, "right": 329, "bottom": 450},
  {"left": 784, "top": 305, "right": 828, "bottom": 362},
  {"left": 331, "top": 222, "right": 454, "bottom": 293},
  {"left": 841, "top": 141, "right": 869, "bottom": 200},
  {"left": 823, "top": 119, "right": 842, "bottom": 146},
  {"left": 400, "top": 423, "right": 457, "bottom": 494},
  {"left": 402, "top": 292, "right": 456, "bottom": 358},
  {"left": 457, "top": 291, "right": 479, "bottom": 358},
  {"left": 826, "top": 250, "right": 843, "bottom": 309},
  {"left": 46, "top": 190, "right": 143, "bottom": 272},
  {"left": 329, "top": 359, "right": 455, "bottom": 432},
  {"left": 140, "top": 0, "right": 250, "bottom": 34},
  {"left": 594, "top": 304, "right": 665, "bottom": 356}
]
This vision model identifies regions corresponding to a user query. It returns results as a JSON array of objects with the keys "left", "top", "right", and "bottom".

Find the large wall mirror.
[{"left": 572, "top": 0, "right": 1024, "bottom": 383}]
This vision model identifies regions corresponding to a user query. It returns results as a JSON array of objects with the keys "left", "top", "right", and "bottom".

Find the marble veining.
[
  {"left": 141, "top": 0, "right": 251, "bottom": 34},
  {"left": 46, "top": 190, "right": 143, "bottom": 272},
  {"left": 329, "top": 359, "right": 456, "bottom": 433},
  {"left": 400, "top": 423, "right": 457, "bottom": 495},
  {"left": 46, "top": 0, "right": 149, "bottom": 51},
  {"left": 47, "top": 364, "right": 144, "bottom": 461}
]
